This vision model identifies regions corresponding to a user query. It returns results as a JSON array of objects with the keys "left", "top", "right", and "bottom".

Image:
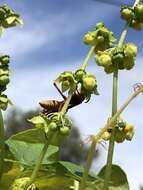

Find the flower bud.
[
  {"left": 121, "top": 7, "right": 134, "bottom": 22},
  {"left": 134, "top": 3, "right": 143, "bottom": 22},
  {"left": 60, "top": 126, "right": 70, "bottom": 135},
  {"left": 83, "top": 32, "right": 96, "bottom": 46},
  {"left": 82, "top": 76, "right": 96, "bottom": 91},
  {"left": 75, "top": 69, "right": 86, "bottom": 81},
  {"left": 49, "top": 122, "right": 57, "bottom": 131},
  {"left": 124, "top": 43, "right": 138, "bottom": 57},
  {"left": 104, "top": 64, "right": 114, "bottom": 74},
  {"left": 125, "top": 131, "right": 134, "bottom": 141},
  {"left": 123, "top": 56, "right": 135, "bottom": 70},
  {"left": 0, "top": 75, "right": 9, "bottom": 86},
  {"left": 130, "top": 19, "right": 143, "bottom": 30},
  {"left": 114, "top": 129, "right": 126, "bottom": 143},
  {"left": 95, "top": 52, "right": 112, "bottom": 67},
  {"left": 102, "top": 131, "right": 111, "bottom": 141},
  {"left": 96, "top": 22, "right": 104, "bottom": 29}
]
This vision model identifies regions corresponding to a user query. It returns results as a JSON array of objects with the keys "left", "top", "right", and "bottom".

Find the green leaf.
[
  {"left": 7, "top": 128, "right": 47, "bottom": 144},
  {"left": 5, "top": 139, "right": 59, "bottom": 166},
  {"left": 96, "top": 164, "right": 130, "bottom": 190}
]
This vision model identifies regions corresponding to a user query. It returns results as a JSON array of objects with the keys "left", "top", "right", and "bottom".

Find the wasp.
[{"left": 39, "top": 83, "right": 85, "bottom": 115}]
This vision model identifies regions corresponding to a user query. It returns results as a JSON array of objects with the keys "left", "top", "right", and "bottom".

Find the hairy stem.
[
  {"left": 81, "top": 46, "right": 95, "bottom": 70},
  {"left": 79, "top": 139, "right": 96, "bottom": 190},
  {"left": 0, "top": 110, "right": 4, "bottom": 180}
]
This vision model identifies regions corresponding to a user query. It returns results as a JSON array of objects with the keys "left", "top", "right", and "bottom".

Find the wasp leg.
[{"left": 53, "top": 82, "right": 67, "bottom": 100}]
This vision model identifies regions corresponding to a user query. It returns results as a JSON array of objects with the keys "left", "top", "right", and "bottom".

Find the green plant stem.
[
  {"left": 81, "top": 46, "right": 95, "bottom": 70},
  {"left": 79, "top": 139, "right": 96, "bottom": 190},
  {"left": 94, "top": 86, "right": 143, "bottom": 142},
  {"left": 60, "top": 92, "right": 73, "bottom": 115},
  {"left": 27, "top": 141, "right": 49, "bottom": 187},
  {"left": 0, "top": 110, "right": 4, "bottom": 180},
  {"left": 103, "top": 0, "right": 140, "bottom": 185}
]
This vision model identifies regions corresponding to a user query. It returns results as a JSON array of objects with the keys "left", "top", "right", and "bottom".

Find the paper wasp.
[{"left": 39, "top": 83, "right": 85, "bottom": 115}]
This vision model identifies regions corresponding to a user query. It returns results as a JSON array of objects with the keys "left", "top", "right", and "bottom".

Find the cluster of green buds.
[
  {"left": 102, "top": 119, "right": 135, "bottom": 143},
  {"left": 29, "top": 113, "right": 72, "bottom": 146},
  {"left": 55, "top": 70, "right": 98, "bottom": 101},
  {"left": 121, "top": 3, "right": 143, "bottom": 31},
  {"left": 95, "top": 43, "right": 137, "bottom": 74},
  {"left": 0, "top": 55, "right": 10, "bottom": 110},
  {"left": 83, "top": 22, "right": 116, "bottom": 51},
  {"left": 0, "top": 4, "right": 23, "bottom": 33}
]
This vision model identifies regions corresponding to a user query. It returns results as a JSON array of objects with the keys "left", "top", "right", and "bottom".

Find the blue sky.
[{"left": 0, "top": 0, "right": 143, "bottom": 189}]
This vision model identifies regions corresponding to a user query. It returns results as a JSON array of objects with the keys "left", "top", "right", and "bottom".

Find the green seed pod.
[
  {"left": 124, "top": 43, "right": 138, "bottom": 57},
  {"left": 130, "top": 19, "right": 143, "bottom": 30},
  {"left": 60, "top": 126, "right": 70, "bottom": 135},
  {"left": 102, "top": 131, "right": 111, "bottom": 141},
  {"left": 114, "top": 129, "right": 126, "bottom": 143},
  {"left": 134, "top": 3, "right": 143, "bottom": 22},
  {"left": 49, "top": 122, "right": 57, "bottom": 131},
  {"left": 75, "top": 69, "right": 86, "bottom": 81},
  {"left": 95, "top": 22, "right": 104, "bottom": 29},
  {"left": 121, "top": 7, "right": 134, "bottom": 22},
  {"left": 82, "top": 76, "right": 96, "bottom": 91},
  {"left": 0, "top": 75, "right": 9, "bottom": 86},
  {"left": 104, "top": 64, "right": 114, "bottom": 74},
  {"left": 123, "top": 56, "right": 135, "bottom": 70},
  {"left": 95, "top": 52, "right": 112, "bottom": 67},
  {"left": 125, "top": 131, "right": 134, "bottom": 141}
]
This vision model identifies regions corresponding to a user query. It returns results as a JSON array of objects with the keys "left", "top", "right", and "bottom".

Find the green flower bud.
[
  {"left": 125, "top": 131, "right": 134, "bottom": 141},
  {"left": 82, "top": 76, "right": 96, "bottom": 91},
  {"left": 123, "top": 56, "right": 135, "bottom": 70},
  {"left": 130, "top": 19, "right": 143, "bottom": 30},
  {"left": 134, "top": 3, "right": 143, "bottom": 22},
  {"left": 121, "top": 7, "right": 134, "bottom": 22},
  {"left": 95, "top": 22, "right": 104, "bottom": 29},
  {"left": 0, "top": 8, "right": 5, "bottom": 19},
  {"left": 97, "top": 36, "right": 104, "bottom": 44},
  {"left": 114, "top": 129, "right": 126, "bottom": 143},
  {"left": 104, "top": 64, "right": 114, "bottom": 74},
  {"left": 0, "top": 94, "right": 8, "bottom": 110},
  {"left": 49, "top": 122, "right": 57, "bottom": 131},
  {"left": 0, "top": 75, "right": 9, "bottom": 85},
  {"left": 102, "top": 131, "right": 111, "bottom": 141},
  {"left": 75, "top": 69, "right": 86, "bottom": 81},
  {"left": 124, "top": 124, "right": 134, "bottom": 133},
  {"left": 60, "top": 126, "right": 70, "bottom": 135},
  {"left": 124, "top": 43, "right": 138, "bottom": 57},
  {"left": 83, "top": 31, "right": 96, "bottom": 46},
  {"left": 95, "top": 52, "right": 112, "bottom": 67},
  {"left": 112, "top": 53, "right": 124, "bottom": 64},
  {"left": 0, "top": 55, "right": 10, "bottom": 64}
]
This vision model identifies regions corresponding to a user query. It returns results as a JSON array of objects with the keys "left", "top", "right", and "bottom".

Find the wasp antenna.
[{"left": 53, "top": 82, "right": 66, "bottom": 100}]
